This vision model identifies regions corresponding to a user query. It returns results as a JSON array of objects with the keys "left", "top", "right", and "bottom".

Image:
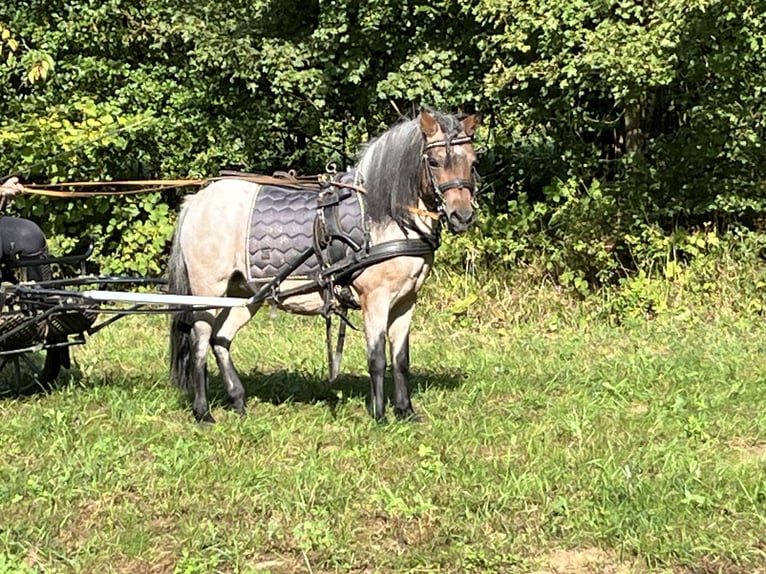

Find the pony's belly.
[{"left": 273, "top": 281, "right": 325, "bottom": 314}]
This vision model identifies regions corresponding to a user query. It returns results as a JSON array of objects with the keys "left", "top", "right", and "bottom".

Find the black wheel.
[
  {"left": 0, "top": 346, "right": 72, "bottom": 395},
  {"left": 0, "top": 347, "right": 48, "bottom": 396}
]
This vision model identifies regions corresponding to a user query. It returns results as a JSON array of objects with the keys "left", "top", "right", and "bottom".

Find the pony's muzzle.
[{"left": 446, "top": 208, "right": 475, "bottom": 233}]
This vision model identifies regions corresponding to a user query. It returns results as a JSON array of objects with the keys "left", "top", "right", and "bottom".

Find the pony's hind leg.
[
  {"left": 190, "top": 314, "right": 215, "bottom": 423},
  {"left": 210, "top": 302, "right": 262, "bottom": 414}
]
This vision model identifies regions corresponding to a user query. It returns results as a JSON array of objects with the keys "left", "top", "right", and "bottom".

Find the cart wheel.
[{"left": 0, "top": 347, "right": 47, "bottom": 395}]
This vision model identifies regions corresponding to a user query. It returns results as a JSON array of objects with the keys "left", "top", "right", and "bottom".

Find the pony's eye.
[{"left": 427, "top": 157, "right": 440, "bottom": 168}]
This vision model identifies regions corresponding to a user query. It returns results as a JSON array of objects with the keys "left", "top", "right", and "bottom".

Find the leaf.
[{"left": 450, "top": 293, "right": 478, "bottom": 315}]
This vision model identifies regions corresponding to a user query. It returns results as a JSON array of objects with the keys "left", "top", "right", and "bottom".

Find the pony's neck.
[
  {"left": 366, "top": 198, "right": 439, "bottom": 249},
  {"left": 356, "top": 119, "right": 423, "bottom": 227}
]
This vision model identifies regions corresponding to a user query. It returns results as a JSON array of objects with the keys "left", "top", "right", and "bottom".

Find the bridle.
[{"left": 421, "top": 135, "right": 478, "bottom": 211}]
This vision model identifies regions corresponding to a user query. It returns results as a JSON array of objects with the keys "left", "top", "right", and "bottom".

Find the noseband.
[{"left": 422, "top": 135, "right": 477, "bottom": 210}]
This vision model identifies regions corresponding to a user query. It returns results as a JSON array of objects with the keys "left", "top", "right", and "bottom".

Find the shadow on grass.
[
  {"left": 1, "top": 354, "right": 467, "bottom": 420},
  {"left": 0, "top": 354, "right": 86, "bottom": 398},
  {"left": 205, "top": 367, "right": 468, "bottom": 414}
]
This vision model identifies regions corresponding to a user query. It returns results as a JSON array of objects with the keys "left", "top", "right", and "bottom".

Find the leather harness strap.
[
  {"left": 330, "top": 237, "right": 437, "bottom": 285},
  {"left": 21, "top": 180, "right": 206, "bottom": 197},
  {"left": 20, "top": 173, "right": 324, "bottom": 197}
]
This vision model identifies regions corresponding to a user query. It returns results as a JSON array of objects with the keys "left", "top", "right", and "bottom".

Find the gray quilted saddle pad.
[{"left": 246, "top": 183, "right": 366, "bottom": 284}]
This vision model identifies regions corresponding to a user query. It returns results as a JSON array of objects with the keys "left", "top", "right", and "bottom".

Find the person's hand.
[{"left": 0, "top": 177, "right": 24, "bottom": 197}]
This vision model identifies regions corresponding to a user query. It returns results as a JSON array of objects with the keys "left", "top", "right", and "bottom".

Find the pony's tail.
[{"left": 168, "top": 206, "right": 195, "bottom": 393}]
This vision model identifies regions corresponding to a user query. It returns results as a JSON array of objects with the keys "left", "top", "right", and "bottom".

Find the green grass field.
[{"left": 1, "top": 277, "right": 765, "bottom": 573}]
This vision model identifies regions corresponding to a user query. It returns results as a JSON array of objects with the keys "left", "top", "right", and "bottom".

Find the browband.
[{"left": 423, "top": 135, "right": 473, "bottom": 151}]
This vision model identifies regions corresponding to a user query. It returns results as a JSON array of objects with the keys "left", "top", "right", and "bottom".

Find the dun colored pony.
[{"left": 168, "top": 110, "right": 479, "bottom": 422}]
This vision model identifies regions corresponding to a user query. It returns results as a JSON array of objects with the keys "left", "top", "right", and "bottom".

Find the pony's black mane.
[{"left": 356, "top": 111, "right": 466, "bottom": 225}]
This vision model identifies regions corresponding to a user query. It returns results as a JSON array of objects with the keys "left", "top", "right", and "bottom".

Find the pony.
[{"left": 168, "top": 109, "right": 479, "bottom": 423}]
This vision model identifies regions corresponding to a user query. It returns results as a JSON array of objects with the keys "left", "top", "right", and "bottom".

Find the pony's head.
[
  {"left": 419, "top": 110, "right": 479, "bottom": 233},
  {"left": 357, "top": 109, "right": 480, "bottom": 234}
]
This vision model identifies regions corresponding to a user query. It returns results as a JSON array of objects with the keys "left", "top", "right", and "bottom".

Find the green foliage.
[
  {"left": 443, "top": 177, "right": 623, "bottom": 290},
  {"left": 0, "top": 0, "right": 484, "bottom": 274},
  {"left": 600, "top": 229, "right": 766, "bottom": 322},
  {"left": 469, "top": 0, "right": 766, "bottom": 284},
  {"left": 0, "top": 0, "right": 764, "bottom": 282}
]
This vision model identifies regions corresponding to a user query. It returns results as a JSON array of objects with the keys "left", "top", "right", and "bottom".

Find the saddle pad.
[{"left": 246, "top": 183, "right": 365, "bottom": 284}]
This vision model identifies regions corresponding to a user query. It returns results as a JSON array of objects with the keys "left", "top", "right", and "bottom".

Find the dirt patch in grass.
[
  {"left": 58, "top": 491, "right": 146, "bottom": 552},
  {"left": 531, "top": 547, "right": 646, "bottom": 574},
  {"left": 684, "top": 555, "right": 766, "bottom": 574},
  {"left": 628, "top": 401, "right": 649, "bottom": 416},
  {"left": 23, "top": 547, "right": 45, "bottom": 570},
  {"left": 246, "top": 555, "right": 305, "bottom": 573},
  {"left": 727, "top": 438, "right": 766, "bottom": 462},
  {"left": 97, "top": 555, "right": 176, "bottom": 574},
  {"left": 355, "top": 512, "right": 435, "bottom": 553}
]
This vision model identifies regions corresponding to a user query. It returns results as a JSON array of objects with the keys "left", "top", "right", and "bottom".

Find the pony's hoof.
[
  {"left": 368, "top": 410, "right": 388, "bottom": 424},
  {"left": 394, "top": 408, "right": 423, "bottom": 423},
  {"left": 367, "top": 402, "right": 387, "bottom": 423},
  {"left": 225, "top": 401, "right": 246, "bottom": 415},
  {"left": 194, "top": 410, "right": 216, "bottom": 424}
]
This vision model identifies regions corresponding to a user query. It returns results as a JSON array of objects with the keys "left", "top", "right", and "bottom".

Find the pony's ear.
[
  {"left": 461, "top": 114, "right": 479, "bottom": 137},
  {"left": 420, "top": 110, "right": 440, "bottom": 138}
]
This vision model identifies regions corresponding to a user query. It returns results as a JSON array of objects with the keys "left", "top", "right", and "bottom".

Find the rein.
[
  {"left": 21, "top": 179, "right": 205, "bottom": 197},
  {"left": 18, "top": 173, "right": 324, "bottom": 198}
]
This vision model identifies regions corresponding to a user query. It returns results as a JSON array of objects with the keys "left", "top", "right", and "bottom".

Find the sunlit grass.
[{"left": 1, "top": 277, "right": 766, "bottom": 573}]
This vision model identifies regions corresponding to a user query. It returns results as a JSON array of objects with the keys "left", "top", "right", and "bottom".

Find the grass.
[{"left": 1, "top": 275, "right": 766, "bottom": 573}]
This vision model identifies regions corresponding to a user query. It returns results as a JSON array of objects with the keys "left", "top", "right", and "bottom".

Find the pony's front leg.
[
  {"left": 210, "top": 304, "right": 260, "bottom": 415},
  {"left": 388, "top": 299, "right": 419, "bottom": 421},
  {"left": 191, "top": 317, "right": 215, "bottom": 423},
  {"left": 362, "top": 293, "right": 389, "bottom": 422}
]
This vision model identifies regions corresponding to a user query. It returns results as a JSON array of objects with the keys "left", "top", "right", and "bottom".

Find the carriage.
[
  {"left": 0, "top": 110, "right": 480, "bottom": 422},
  {"left": 0, "top": 243, "right": 166, "bottom": 391}
]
